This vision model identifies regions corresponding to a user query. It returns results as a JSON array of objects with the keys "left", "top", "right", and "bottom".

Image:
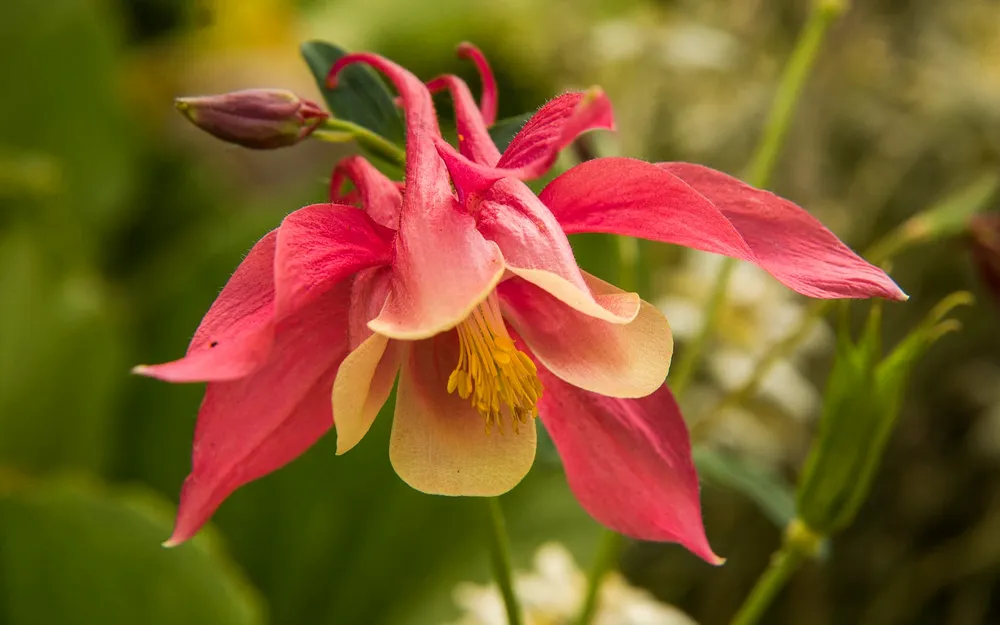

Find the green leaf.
[
  {"left": 694, "top": 447, "right": 796, "bottom": 528},
  {"left": 489, "top": 113, "right": 531, "bottom": 153},
  {"left": 0, "top": 476, "right": 263, "bottom": 625},
  {"left": 301, "top": 40, "right": 405, "bottom": 145}
]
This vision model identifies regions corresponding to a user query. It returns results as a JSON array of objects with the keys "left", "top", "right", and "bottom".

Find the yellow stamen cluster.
[{"left": 447, "top": 294, "right": 543, "bottom": 434}]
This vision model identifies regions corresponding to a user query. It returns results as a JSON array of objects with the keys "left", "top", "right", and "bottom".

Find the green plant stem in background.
[
  {"left": 674, "top": 2, "right": 849, "bottom": 624},
  {"left": 486, "top": 498, "right": 522, "bottom": 625},
  {"left": 730, "top": 520, "right": 822, "bottom": 625},
  {"left": 730, "top": 547, "right": 805, "bottom": 625},
  {"left": 575, "top": 530, "right": 626, "bottom": 625},
  {"left": 616, "top": 236, "right": 640, "bottom": 294},
  {"left": 312, "top": 118, "right": 407, "bottom": 168},
  {"left": 867, "top": 171, "right": 1000, "bottom": 262},
  {"left": 668, "top": 0, "right": 849, "bottom": 398},
  {"left": 668, "top": 258, "right": 736, "bottom": 397},
  {"left": 743, "top": 0, "right": 849, "bottom": 189}
]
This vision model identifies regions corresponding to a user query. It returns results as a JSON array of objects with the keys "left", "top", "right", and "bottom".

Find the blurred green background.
[{"left": 2, "top": 0, "right": 999, "bottom": 623}]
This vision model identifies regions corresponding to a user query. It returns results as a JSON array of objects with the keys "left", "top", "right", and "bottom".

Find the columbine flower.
[
  {"left": 448, "top": 542, "right": 697, "bottom": 625},
  {"left": 175, "top": 89, "right": 328, "bottom": 149},
  {"left": 136, "top": 44, "right": 904, "bottom": 562}
]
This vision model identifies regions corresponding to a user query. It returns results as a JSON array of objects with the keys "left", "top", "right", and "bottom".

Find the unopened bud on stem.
[{"left": 175, "top": 89, "right": 328, "bottom": 149}]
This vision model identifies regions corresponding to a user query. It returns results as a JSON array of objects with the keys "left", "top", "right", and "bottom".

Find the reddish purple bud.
[
  {"left": 175, "top": 89, "right": 328, "bottom": 149},
  {"left": 970, "top": 213, "right": 1000, "bottom": 303}
]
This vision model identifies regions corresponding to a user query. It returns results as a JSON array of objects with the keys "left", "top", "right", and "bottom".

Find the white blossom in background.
[
  {"left": 586, "top": 14, "right": 765, "bottom": 157},
  {"left": 447, "top": 543, "right": 697, "bottom": 625},
  {"left": 659, "top": 251, "right": 831, "bottom": 413},
  {"left": 657, "top": 251, "right": 833, "bottom": 463},
  {"left": 591, "top": 18, "right": 737, "bottom": 71}
]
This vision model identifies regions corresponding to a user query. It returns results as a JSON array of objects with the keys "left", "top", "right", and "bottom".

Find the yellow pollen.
[{"left": 447, "top": 293, "right": 543, "bottom": 435}]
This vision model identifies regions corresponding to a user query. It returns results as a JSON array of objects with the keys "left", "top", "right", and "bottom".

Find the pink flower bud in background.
[
  {"left": 174, "top": 89, "right": 328, "bottom": 149},
  {"left": 969, "top": 213, "right": 1000, "bottom": 303}
]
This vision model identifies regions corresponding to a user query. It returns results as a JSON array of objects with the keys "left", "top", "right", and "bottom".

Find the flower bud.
[
  {"left": 175, "top": 89, "right": 328, "bottom": 149},
  {"left": 969, "top": 213, "right": 1000, "bottom": 304},
  {"left": 796, "top": 293, "right": 970, "bottom": 535}
]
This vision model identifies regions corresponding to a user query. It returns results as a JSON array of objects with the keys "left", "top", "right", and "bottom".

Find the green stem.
[
  {"left": 668, "top": 0, "right": 848, "bottom": 400},
  {"left": 486, "top": 498, "right": 522, "bottom": 625},
  {"left": 668, "top": 258, "right": 737, "bottom": 397},
  {"left": 617, "top": 236, "right": 640, "bottom": 294},
  {"left": 730, "top": 544, "right": 807, "bottom": 625},
  {"left": 575, "top": 531, "right": 625, "bottom": 625},
  {"left": 730, "top": 520, "right": 822, "bottom": 625},
  {"left": 313, "top": 118, "right": 406, "bottom": 168},
  {"left": 743, "top": 0, "right": 847, "bottom": 190}
]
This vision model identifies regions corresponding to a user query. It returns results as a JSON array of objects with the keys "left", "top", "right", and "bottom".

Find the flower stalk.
[
  {"left": 486, "top": 498, "right": 522, "bottom": 625},
  {"left": 730, "top": 520, "right": 823, "bottom": 625},
  {"left": 575, "top": 530, "right": 626, "bottom": 625},
  {"left": 312, "top": 117, "right": 407, "bottom": 168}
]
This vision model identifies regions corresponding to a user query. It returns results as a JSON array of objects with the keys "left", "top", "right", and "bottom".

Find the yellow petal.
[
  {"left": 506, "top": 266, "right": 639, "bottom": 325},
  {"left": 333, "top": 333, "right": 402, "bottom": 454},
  {"left": 389, "top": 336, "right": 536, "bottom": 495},
  {"left": 501, "top": 271, "right": 672, "bottom": 398}
]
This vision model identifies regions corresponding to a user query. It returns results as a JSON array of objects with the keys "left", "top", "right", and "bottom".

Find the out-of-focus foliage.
[
  {"left": 2, "top": 0, "right": 1000, "bottom": 624},
  {"left": 0, "top": 475, "right": 263, "bottom": 624}
]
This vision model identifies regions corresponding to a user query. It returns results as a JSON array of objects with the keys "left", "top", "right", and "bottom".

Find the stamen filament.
[{"left": 448, "top": 293, "right": 543, "bottom": 434}]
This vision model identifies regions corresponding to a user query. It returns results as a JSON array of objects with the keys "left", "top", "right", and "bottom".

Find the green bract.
[{"left": 797, "top": 293, "right": 972, "bottom": 534}]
